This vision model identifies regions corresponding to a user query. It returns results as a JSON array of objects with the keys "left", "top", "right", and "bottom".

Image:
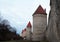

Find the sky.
[{"left": 0, "top": 0, "right": 50, "bottom": 34}]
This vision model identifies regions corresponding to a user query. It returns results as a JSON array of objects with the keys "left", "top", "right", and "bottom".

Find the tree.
[{"left": 0, "top": 19, "right": 23, "bottom": 41}]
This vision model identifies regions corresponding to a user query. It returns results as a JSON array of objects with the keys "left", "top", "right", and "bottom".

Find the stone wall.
[
  {"left": 32, "top": 14, "right": 47, "bottom": 41},
  {"left": 46, "top": 0, "right": 60, "bottom": 42},
  {"left": 26, "top": 27, "right": 32, "bottom": 40}
]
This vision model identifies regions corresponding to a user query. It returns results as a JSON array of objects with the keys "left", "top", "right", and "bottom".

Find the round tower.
[
  {"left": 32, "top": 5, "right": 47, "bottom": 41},
  {"left": 26, "top": 21, "right": 32, "bottom": 40},
  {"left": 21, "top": 28, "right": 26, "bottom": 40}
]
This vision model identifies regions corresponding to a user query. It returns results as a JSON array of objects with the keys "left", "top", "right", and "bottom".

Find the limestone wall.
[
  {"left": 32, "top": 14, "right": 47, "bottom": 41},
  {"left": 22, "top": 31, "right": 26, "bottom": 38},
  {"left": 26, "top": 28, "right": 32, "bottom": 40},
  {"left": 46, "top": 0, "right": 60, "bottom": 42}
]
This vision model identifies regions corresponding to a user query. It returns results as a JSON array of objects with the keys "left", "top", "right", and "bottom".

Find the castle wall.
[
  {"left": 46, "top": 0, "right": 60, "bottom": 42},
  {"left": 22, "top": 31, "right": 26, "bottom": 38},
  {"left": 26, "top": 27, "right": 32, "bottom": 40},
  {"left": 32, "top": 14, "right": 47, "bottom": 41}
]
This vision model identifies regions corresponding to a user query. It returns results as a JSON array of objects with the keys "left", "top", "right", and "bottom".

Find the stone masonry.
[
  {"left": 32, "top": 5, "right": 47, "bottom": 41},
  {"left": 46, "top": 0, "right": 60, "bottom": 42}
]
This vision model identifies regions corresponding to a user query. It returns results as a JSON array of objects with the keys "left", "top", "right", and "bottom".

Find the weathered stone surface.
[
  {"left": 32, "top": 5, "right": 47, "bottom": 41},
  {"left": 32, "top": 14, "right": 47, "bottom": 41},
  {"left": 46, "top": 0, "right": 60, "bottom": 42}
]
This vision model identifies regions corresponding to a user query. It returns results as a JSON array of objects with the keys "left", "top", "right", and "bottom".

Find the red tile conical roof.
[
  {"left": 22, "top": 28, "right": 26, "bottom": 33},
  {"left": 27, "top": 21, "right": 32, "bottom": 28},
  {"left": 33, "top": 5, "right": 47, "bottom": 15}
]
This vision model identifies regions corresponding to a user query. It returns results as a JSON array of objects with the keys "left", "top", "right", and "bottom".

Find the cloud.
[{"left": 0, "top": 0, "right": 50, "bottom": 34}]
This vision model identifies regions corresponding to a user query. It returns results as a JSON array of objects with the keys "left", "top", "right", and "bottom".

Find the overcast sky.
[{"left": 0, "top": 0, "right": 50, "bottom": 34}]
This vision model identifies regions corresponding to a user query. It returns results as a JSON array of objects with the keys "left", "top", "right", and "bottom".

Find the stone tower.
[
  {"left": 21, "top": 28, "right": 26, "bottom": 39},
  {"left": 47, "top": 0, "right": 60, "bottom": 42},
  {"left": 32, "top": 5, "right": 47, "bottom": 41},
  {"left": 26, "top": 21, "right": 32, "bottom": 40}
]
